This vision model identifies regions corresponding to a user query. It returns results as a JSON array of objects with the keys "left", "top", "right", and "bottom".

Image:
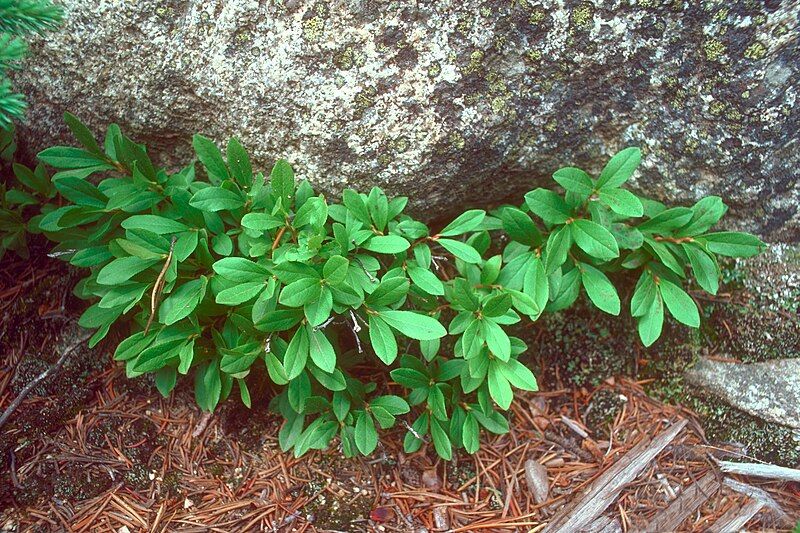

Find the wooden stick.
[
  {"left": 644, "top": 472, "right": 720, "bottom": 532},
  {"left": 707, "top": 498, "right": 763, "bottom": 533},
  {"left": 0, "top": 330, "right": 92, "bottom": 430},
  {"left": 543, "top": 419, "right": 687, "bottom": 533},
  {"left": 716, "top": 460, "right": 800, "bottom": 482}
]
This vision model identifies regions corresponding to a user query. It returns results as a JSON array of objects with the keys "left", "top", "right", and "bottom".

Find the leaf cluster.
[{"left": 24, "top": 114, "right": 765, "bottom": 460}]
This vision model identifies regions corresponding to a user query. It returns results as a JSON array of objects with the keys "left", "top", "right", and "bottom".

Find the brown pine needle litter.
[{"left": 1, "top": 258, "right": 798, "bottom": 532}]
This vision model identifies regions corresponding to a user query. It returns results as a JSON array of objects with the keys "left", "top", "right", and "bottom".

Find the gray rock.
[
  {"left": 685, "top": 357, "right": 800, "bottom": 429},
  {"left": 10, "top": 1, "right": 800, "bottom": 236}
]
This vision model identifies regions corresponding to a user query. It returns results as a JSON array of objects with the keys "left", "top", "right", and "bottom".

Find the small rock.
[
  {"left": 432, "top": 506, "right": 449, "bottom": 530},
  {"left": 422, "top": 468, "right": 441, "bottom": 490},
  {"left": 544, "top": 457, "right": 564, "bottom": 468},
  {"left": 370, "top": 506, "right": 392, "bottom": 522},
  {"left": 183, "top": 497, "right": 194, "bottom": 509},
  {"left": 524, "top": 459, "right": 549, "bottom": 504},
  {"left": 685, "top": 357, "right": 800, "bottom": 429}
]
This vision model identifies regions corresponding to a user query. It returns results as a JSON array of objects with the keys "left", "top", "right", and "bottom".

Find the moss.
[
  {"left": 125, "top": 464, "right": 151, "bottom": 490},
  {"left": 743, "top": 41, "right": 768, "bottom": 60},
  {"left": 585, "top": 389, "right": 627, "bottom": 436},
  {"left": 702, "top": 38, "right": 726, "bottom": 62}
]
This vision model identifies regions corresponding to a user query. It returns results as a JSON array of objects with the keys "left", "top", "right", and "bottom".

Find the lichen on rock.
[{"left": 9, "top": 0, "right": 800, "bottom": 238}]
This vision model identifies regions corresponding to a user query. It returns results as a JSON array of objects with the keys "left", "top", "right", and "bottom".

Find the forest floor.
[{"left": 0, "top": 252, "right": 797, "bottom": 532}]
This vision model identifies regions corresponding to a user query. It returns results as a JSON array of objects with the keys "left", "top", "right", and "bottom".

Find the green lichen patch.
[
  {"left": 585, "top": 389, "right": 628, "bottom": 437},
  {"left": 743, "top": 41, "right": 768, "bottom": 60},
  {"left": 571, "top": 3, "right": 594, "bottom": 30},
  {"left": 702, "top": 38, "right": 727, "bottom": 62}
]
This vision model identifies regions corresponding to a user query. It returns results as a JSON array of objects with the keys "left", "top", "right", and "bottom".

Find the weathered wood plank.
[
  {"left": 706, "top": 498, "right": 763, "bottom": 533},
  {"left": 543, "top": 419, "right": 687, "bottom": 533},
  {"left": 717, "top": 460, "right": 800, "bottom": 482},
  {"left": 643, "top": 471, "right": 720, "bottom": 533}
]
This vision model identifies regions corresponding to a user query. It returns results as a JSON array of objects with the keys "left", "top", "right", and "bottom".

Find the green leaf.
[
  {"left": 678, "top": 196, "right": 727, "bottom": 236},
  {"left": 427, "top": 384, "right": 447, "bottom": 420},
  {"left": 53, "top": 176, "right": 108, "bottom": 208},
  {"left": 701, "top": 232, "right": 765, "bottom": 258},
  {"left": 64, "top": 112, "right": 103, "bottom": 155},
  {"left": 596, "top": 147, "right": 641, "bottom": 189},
  {"left": 482, "top": 293, "right": 512, "bottom": 317},
  {"left": 189, "top": 187, "right": 245, "bottom": 212},
  {"left": 638, "top": 293, "right": 664, "bottom": 347},
  {"left": 370, "top": 395, "right": 410, "bottom": 415},
  {"left": 488, "top": 361, "right": 513, "bottom": 410},
  {"left": 226, "top": 138, "right": 252, "bottom": 185},
  {"left": 683, "top": 244, "right": 719, "bottom": 295},
  {"left": 256, "top": 309, "right": 303, "bottom": 332},
  {"left": 482, "top": 319, "right": 510, "bottom": 361},
  {"left": 659, "top": 280, "right": 700, "bottom": 327},
  {"left": 638, "top": 207, "right": 694, "bottom": 234},
  {"left": 571, "top": 219, "right": 619, "bottom": 260},
  {"left": 114, "top": 331, "right": 156, "bottom": 361},
  {"left": 407, "top": 265, "right": 444, "bottom": 296},
  {"left": 355, "top": 412, "right": 378, "bottom": 455},
  {"left": 369, "top": 315, "right": 398, "bottom": 364},
  {"left": 270, "top": 160, "right": 295, "bottom": 208},
  {"left": 462, "top": 413, "right": 480, "bottom": 454},
  {"left": 362, "top": 234, "right": 410, "bottom": 254},
  {"left": 155, "top": 367, "right": 177, "bottom": 397},
  {"left": 241, "top": 213, "right": 284, "bottom": 231},
  {"left": 159, "top": 276, "right": 208, "bottom": 325},
  {"left": 343, "top": 189, "right": 371, "bottom": 225},
  {"left": 284, "top": 327, "right": 310, "bottom": 380},
  {"left": 439, "top": 209, "right": 486, "bottom": 237},
  {"left": 280, "top": 277, "right": 322, "bottom": 307},
  {"left": 553, "top": 167, "right": 593, "bottom": 196},
  {"left": 379, "top": 310, "right": 446, "bottom": 340},
  {"left": 215, "top": 281, "right": 265, "bottom": 305},
  {"left": 580, "top": 263, "right": 620, "bottom": 315},
  {"left": 96, "top": 256, "right": 158, "bottom": 285},
  {"left": 265, "top": 352, "right": 289, "bottom": 385},
  {"left": 498, "top": 359, "right": 538, "bottom": 391},
  {"left": 598, "top": 188, "right": 643, "bottom": 217},
  {"left": 390, "top": 367, "right": 430, "bottom": 389},
  {"left": 450, "top": 278, "right": 479, "bottom": 311},
  {"left": 524, "top": 189, "right": 571, "bottom": 224},
  {"left": 37, "top": 146, "right": 111, "bottom": 169},
  {"left": 471, "top": 409, "right": 509, "bottom": 434},
  {"left": 294, "top": 195, "right": 328, "bottom": 228},
  {"left": 193, "top": 134, "right": 229, "bottom": 182},
  {"left": 430, "top": 418, "right": 452, "bottom": 460},
  {"left": 544, "top": 225, "right": 572, "bottom": 274},
  {"left": 304, "top": 286, "right": 333, "bottom": 326},
  {"left": 308, "top": 327, "right": 337, "bottom": 373},
  {"left": 213, "top": 257, "right": 270, "bottom": 282},
  {"left": 121, "top": 215, "right": 189, "bottom": 234},
  {"left": 501, "top": 207, "right": 543, "bottom": 247},
  {"left": 238, "top": 379, "right": 251, "bottom": 408},
  {"left": 367, "top": 277, "right": 409, "bottom": 306},
  {"left": 438, "top": 238, "right": 482, "bottom": 263},
  {"left": 323, "top": 255, "right": 349, "bottom": 285},
  {"left": 132, "top": 338, "right": 184, "bottom": 373},
  {"left": 631, "top": 272, "right": 657, "bottom": 317}
]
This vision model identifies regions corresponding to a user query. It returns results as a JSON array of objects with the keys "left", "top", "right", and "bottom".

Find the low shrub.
[{"left": 18, "top": 114, "right": 766, "bottom": 458}]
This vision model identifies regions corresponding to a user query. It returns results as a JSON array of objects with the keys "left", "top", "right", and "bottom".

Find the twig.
[
  {"left": 0, "top": 331, "right": 92, "bottom": 431},
  {"left": 192, "top": 411, "right": 214, "bottom": 438},
  {"left": 145, "top": 236, "right": 177, "bottom": 335},
  {"left": 715, "top": 459, "right": 800, "bottom": 482}
]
